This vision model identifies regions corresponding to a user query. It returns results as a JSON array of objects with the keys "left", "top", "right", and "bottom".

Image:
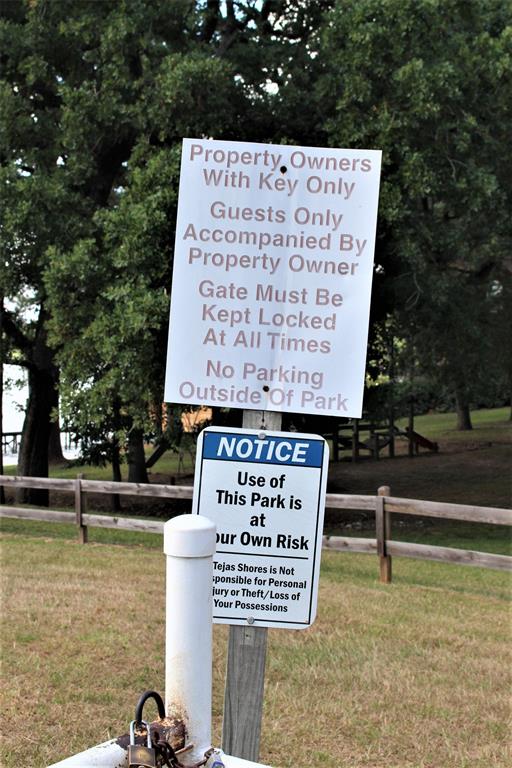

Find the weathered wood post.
[
  {"left": 371, "top": 429, "right": 379, "bottom": 460},
  {"left": 74, "top": 473, "right": 88, "bottom": 544},
  {"left": 376, "top": 485, "right": 392, "bottom": 583},
  {"left": 0, "top": 297, "right": 5, "bottom": 506},
  {"left": 332, "top": 419, "right": 339, "bottom": 463},
  {"left": 408, "top": 397, "right": 415, "bottom": 457},
  {"left": 388, "top": 335, "right": 395, "bottom": 458},
  {"left": 352, "top": 419, "right": 360, "bottom": 462},
  {"left": 222, "top": 410, "right": 281, "bottom": 761},
  {"left": 388, "top": 413, "right": 395, "bottom": 458}
]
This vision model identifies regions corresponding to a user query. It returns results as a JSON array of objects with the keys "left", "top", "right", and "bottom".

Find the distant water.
[
  {"left": 3, "top": 448, "right": 82, "bottom": 467},
  {"left": 3, "top": 365, "right": 26, "bottom": 433},
  {"left": 2, "top": 440, "right": 81, "bottom": 468},
  {"left": 2, "top": 365, "right": 81, "bottom": 468},
  {"left": 2, "top": 365, "right": 25, "bottom": 469}
]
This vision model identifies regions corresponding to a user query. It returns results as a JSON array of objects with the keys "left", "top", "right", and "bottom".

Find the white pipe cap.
[{"left": 164, "top": 514, "right": 216, "bottom": 558}]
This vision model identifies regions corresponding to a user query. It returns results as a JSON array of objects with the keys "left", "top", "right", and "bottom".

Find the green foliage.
[
  {"left": 2, "top": 0, "right": 510, "bottom": 474},
  {"left": 45, "top": 146, "right": 182, "bottom": 414},
  {"left": 314, "top": 0, "right": 512, "bottom": 420},
  {"left": 6, "top": 0, "right": 327, "bottom": 465}
]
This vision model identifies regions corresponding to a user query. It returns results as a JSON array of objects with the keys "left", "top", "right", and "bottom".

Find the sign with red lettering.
[{"left": 165, "top": 139, "right": 381, "bottom": 417}]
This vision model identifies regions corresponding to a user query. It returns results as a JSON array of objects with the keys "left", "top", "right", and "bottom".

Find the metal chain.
[
  {"left": 133, "top": 690, "right": 215, "bottom": 768},
  {"left": 151, "top": 730, "right": 213, "bottom": 768}
]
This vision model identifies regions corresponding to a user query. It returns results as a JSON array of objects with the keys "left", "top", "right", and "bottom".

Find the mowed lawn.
[{"left": 1, "top": 532, "right": 510, "bottom": 767}]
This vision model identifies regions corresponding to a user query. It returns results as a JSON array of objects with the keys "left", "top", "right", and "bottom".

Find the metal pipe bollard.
[
  {"left": 164, "top": 514, "right": 217, "bottom": 766},
  {"left": 47, "top": 513, "right": 271, "bottom": 768}
]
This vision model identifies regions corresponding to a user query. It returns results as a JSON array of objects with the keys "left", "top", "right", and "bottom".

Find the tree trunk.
[
  {"left": 0, "top": 297, "right": 5, "bottom": 503},
  {"left": 455, "top": 385, "right": 472, "bottom": 431},
  {"left": 48, "top": 420, "right": 65, "bottom": 464},
  {"left": 48, "top": 413, "right": 65, "bottom": 465},
  {"left": 16, "top": 313, "right": 58, "bottom": 505},
  {"left": 111, "top": 434, "right": 122, "bottom": 511},
  {"left": 127, "top": 428, "right": 149, "bottom": 484},
  {"left": 0, "top": 354, "right": 4, "bottom": 504},
  {"left": 145, "top": 438, "right": 171, "bottom": 469},
  {"left": 509, "top": 371, "right": 512, "bottom": 421},
  {"left": 47, "top": 367, "right": 65, "bottom": 464},
  {"left": 17, "top": 365, "right": 54, "bottom": 505},
  {"left": 112, "top": 437, "right": 122, "bottom": 482}
]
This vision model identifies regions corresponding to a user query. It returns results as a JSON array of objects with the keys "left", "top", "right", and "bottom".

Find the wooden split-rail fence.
[{"left": 1, "top": 474, "right": 511, "bottom": 580}]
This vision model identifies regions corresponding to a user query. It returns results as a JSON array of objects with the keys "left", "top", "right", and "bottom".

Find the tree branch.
[
  {"left": 1, "top": 308, "right": 33, "bottom": 356},
  {"left": 3, "top": 355, "right": 34, "bottom": 371},
  {"left": 199, "top": 0, "right": 220, "bottom": 43}
]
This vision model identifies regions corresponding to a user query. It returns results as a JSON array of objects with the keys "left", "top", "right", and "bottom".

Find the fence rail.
[{"left": 1, "top": 475, "right": 511, "bottom": 580}]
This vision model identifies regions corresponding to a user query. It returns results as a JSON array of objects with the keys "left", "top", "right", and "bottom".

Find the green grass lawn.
[
  {"left": 330, "top": 406, "right": 511, "bottom": 458},
  {"left": 1, "top": 532, "right": 510, "bottom": 768},
  {"left": 396, "top": 406, "right": 511, "bottom": 443},
  {"left": 1, "top": 408, "right": 510, "bottom": 766},
  {"left": 3, "top": 447, "right": 197, "bottom": 480},
  {"left": 2, "top": 514, "right": 511, "bottom": 558}
]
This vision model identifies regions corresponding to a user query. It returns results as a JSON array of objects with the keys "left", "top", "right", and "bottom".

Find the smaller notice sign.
[{"left": 193, "top": 427, "right": 328, "bottom": 629}]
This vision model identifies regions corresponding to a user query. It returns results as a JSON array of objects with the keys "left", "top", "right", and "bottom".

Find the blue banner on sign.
[{"left": 202, "top": 430, "right": 324, "bottom": 468}]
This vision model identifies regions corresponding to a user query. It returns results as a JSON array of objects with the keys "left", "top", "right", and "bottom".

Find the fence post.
[
  {"left": 408, "top": 398, "right": 415, "bottom": 457},
  {"left": 75, "top": 474, "right": 88, "bottom": 545},
  {"left": 376, "top": 485, "right": 392, "bottom": 583},
  {"left": 332, "top": 420, "right": 339, "bottom": 462},
  {"left": 388, "top": 414, "right": 395, "bottom": 458},
  {"left": 352, "top": 419, "right": 360, "bottom": 462}
]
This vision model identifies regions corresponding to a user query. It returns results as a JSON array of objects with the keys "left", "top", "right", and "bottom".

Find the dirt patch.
[{"left": 326, "top": 442, "right": 511, "bottom": 508}]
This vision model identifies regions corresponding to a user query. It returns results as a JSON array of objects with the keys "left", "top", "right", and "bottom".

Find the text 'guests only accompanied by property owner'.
[
  {"left": 193, "top": 427, "right": 329, "bottom": 629},
  {"left": 165, "top": 138, "right": 382, "bottom": 418}
]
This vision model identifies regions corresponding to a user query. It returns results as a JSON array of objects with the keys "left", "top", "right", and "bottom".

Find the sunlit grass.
[{"left": 396, "top": 406, "right": 511, "bottom": 442}]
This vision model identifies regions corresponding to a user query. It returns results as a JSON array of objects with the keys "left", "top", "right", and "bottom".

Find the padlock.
[{"left": 128, "top": 719, "right": 156, "bottom": 768}]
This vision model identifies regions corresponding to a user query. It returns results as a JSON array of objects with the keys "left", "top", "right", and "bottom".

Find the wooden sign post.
[
  {"left": 222, "top": 409, "right": 280, "bottom": 760},
  {"left": 192, "top": 413, "right": 329, "bottom": 759}
]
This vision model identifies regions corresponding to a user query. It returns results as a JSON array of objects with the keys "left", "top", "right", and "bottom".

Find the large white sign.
[
  {"left": 165, "top": 139, "right": 381, "bottom": 417},
  {"left": 193, "top": 427, "right": 328, "bottom": 630}
]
